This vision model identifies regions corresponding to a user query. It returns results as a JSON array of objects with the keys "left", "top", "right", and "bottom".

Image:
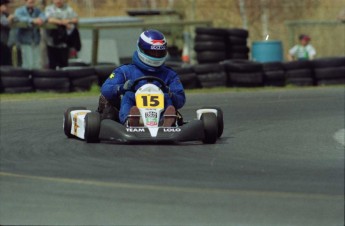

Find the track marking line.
[
  {"left": 334, "top": 129, "right": 345, "bottom": 146},
  {"left": 0, "top": 172, "right": 343, "bottom": 201}
]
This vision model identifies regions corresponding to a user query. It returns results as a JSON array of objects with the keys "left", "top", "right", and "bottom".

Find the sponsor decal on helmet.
[
  {"left": 151, "top": 45, "right": 166, "bottom": 50},
  {"left": 109, "top": 73, "right": 115, "bottom": 79}
]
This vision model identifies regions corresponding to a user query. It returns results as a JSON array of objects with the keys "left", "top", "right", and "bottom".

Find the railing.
[{"left": 10, "top": 20, "right": 212, "bottom": 66}]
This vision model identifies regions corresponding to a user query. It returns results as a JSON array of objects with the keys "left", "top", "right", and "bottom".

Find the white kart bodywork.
[{"left": 69, "top": 110, "right": 91, "bottom": 139}]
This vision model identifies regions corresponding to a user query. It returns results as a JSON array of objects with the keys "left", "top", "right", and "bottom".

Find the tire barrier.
[
  {"left": 194, "top": 27, "right": 249, "bottom": 64},
  {"left": 311, "top": 57, "right": 345, "bottom": 85},
  {"left": 282, "top": 60, "right": 314, "bottom": 86},
  {"left": 221, "top": 60, "right": 263, "bottom": 87},
  {"left": 61, "top": 66, "right": 98, "bottom": 92},
  {"left": 0, "top": 57, "right": 344, "bottom": 93},
  {"left": 32, "top": 69, "right": 71, "bottom": 92},
  {"left": 0, "top": 66, "right": 34, "bottom": 93},
  {"left": 262, "top": 62, "right": 286, "bottom": 87},
  {"left": 193, "top": 63, "right": 227, "bottom": 88},
  {"left": 94, "top": 65, "right": 115, "bottom": 87},
  {"left": 174, "top": 65, "right": 201, "bottom": 89}
]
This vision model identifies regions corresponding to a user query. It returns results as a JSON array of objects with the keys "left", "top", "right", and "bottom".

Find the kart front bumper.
[{"left": 99, "top": 119, "right": 205, "bottom": 143}]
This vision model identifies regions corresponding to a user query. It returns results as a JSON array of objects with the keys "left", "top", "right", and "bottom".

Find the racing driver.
[{"left": 98, "top": 29, "right": 186, "bottom": 127}]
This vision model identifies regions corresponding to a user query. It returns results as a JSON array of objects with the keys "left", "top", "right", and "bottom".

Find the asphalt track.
[{"left": 0, "top": 87, "right": 344, "bottom": 226}]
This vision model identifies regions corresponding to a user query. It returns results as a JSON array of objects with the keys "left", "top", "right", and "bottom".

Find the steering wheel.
[{"left": 131, "top": 76, "right": 169, "bottom": 93}]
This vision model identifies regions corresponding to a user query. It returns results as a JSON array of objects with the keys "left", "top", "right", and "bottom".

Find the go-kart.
[{"left": 63, "top": 76, "right": 224, "bottom": 144}]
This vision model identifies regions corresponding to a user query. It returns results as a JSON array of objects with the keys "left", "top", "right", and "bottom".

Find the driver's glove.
[{"left": 119, "top": 80, "right": 134, "bottom": 94}]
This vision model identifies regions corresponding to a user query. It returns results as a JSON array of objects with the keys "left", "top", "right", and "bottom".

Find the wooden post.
[{"left": 91, "top": 28, "right": 99, "bottom": 66}]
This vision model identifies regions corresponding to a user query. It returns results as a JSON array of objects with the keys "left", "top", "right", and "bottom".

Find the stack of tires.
[
  {"left": 311, "top": 57, "right": 345, "bottom": 85},
  {"left": 262, "top": 62, "right": 286, "bottom": 86},
  {"left": 174, "top": 65, "right": 200, "bottom": 89},
  {"left": 61, "top": 67, "right": 98, "bottom": 91},
  {"left": 193, "top": 63, "right": 227, "bottom": 88},
  {"left": 32, "top": 69, "right": 71, "bottom": 92},
  {"left": 283, "top": 61, "right": 314, "bottom": 86},
  {"left": 194, "top": 27, "right": 227, "bottom": 64},
  {"left": 0, "top": 66, "right": 33, "bottom": 93},
  {"left": 225, "top": 28, "right": 250, "bottom": 60},
  {"left": 222, "top": 60, "right": 263, "bottom": 87},
  {"left": 94, "top": 65, "right": 115, "bottom": 87}
]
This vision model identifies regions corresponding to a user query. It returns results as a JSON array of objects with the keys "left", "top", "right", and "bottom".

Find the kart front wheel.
[
  {"left": 85, "top": 112, "right": 101, "bottom": 143},
  {"left": 201, "top": 106, "right": 224, "bottom": 138},
  {"left": 64, "top": 106, "right": 87, "bottom": 138},
  {"left": 201, "top": 113, "right": 218, "bottom": 144}
]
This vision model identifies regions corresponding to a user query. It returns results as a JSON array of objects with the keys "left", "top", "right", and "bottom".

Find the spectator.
[
  {"left": 0, "top": 0, "right": 14, "bottom": 66},
  {"left": 45, "top": 0, "right": 78, "bottom": 69},
  {"left": 287, "top": 34, "right": 316, "bottom": 61},
  {"left": 337, "top": 8, "right": 345, "bottom": 23},
  {"left": 15, "top": 0, "right": 46, "bottom": 69}
]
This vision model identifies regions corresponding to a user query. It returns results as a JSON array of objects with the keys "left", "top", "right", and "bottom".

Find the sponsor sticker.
[
  {"left": 109, "top": 73, "right": 115, "bottom": 79},
  {"left": 145, "top": 111, "right": 158, "bottom": 126}
]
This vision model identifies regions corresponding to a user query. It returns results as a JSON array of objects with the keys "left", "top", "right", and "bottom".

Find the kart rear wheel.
[
  {"left": 64, "top": 107, "right": 87, "bottom": 138},
  {"left": 201, "top": 113, "right": 218, "bottom": 144},
  {"left": 201, "top": 106, "right": 224, "bottom": 138},
  {"left": 85, "top": 112, "right": 101, "bottom": 143}
]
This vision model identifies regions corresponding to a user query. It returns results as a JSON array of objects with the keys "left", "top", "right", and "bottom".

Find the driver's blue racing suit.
[{"left": 101, "top": 51, "right": 186, "bottom": 124}]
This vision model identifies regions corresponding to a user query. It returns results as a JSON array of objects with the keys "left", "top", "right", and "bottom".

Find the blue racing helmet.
[{"left": 137, "top": 29, "right": 167, "bottom": 67}]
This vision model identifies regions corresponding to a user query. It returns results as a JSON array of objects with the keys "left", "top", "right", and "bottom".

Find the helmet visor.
[{"left": 141, "top": 48, "right": 167, "bottom": 58}]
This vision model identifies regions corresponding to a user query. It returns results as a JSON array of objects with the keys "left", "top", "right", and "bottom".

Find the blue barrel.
[{"left": 251, "top": 40, "right": 283, "bottom": 62}]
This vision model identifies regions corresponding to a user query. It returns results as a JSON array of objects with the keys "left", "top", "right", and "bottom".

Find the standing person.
[
  {"left": 0, "top": 0, "right": 14, "bottom": 66},
  {"left": 15, "top": 0, "right": 46, "bottom": 69},
  {"left": 287, "top": 34, "right": 316, "bottom": 61},
  {"left": 100, "top": 29, "right": 186, "bottom": 127},
  {"left": 45, "top": 0, "right": 78, "bottom": 69}
]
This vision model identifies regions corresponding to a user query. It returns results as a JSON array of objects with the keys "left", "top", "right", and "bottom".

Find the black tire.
[
  {"left": 226, "top": 28, "right": 249, "bottom": 38},
  {"left": 227, "top": 45, "right": 250, "bottom": 54},
  {"left": 195, "top": 27, "right": 227, "bottom": 36},
  {"left": 317, "top": 78, "right": 345, "bottom": 86},
  {"left": 283, "top": 61, "right": 311, "bottom": 70},
  {"left": 200, "top": 107, "right": 224, "bottom": 138},
  {"left": 285, "top": 69, "right": 313, "bottom": 79},
  {"left": 311, "top": 57, "right": 345, "bottom": 69},
  {"left": 195, "top": 34, "right": 225, "bottom": 42},
  {"left": 196, "top": 51, "right": 227, "bottom": 63},
  {"left": 63, "top": 107, "right": 87, "bottom": 138},
  {"left": 263, "top": 70, "right": 285, "bottom": 81},
  {"left": 229, "top": 72, "right": 264, "bottom": 87},
  {"left": 201, "top": 113, "right": 218, "bottom": 144},
  {"left": 226, "top": 53, "right": 249, "bottom": 60},
  {"left": 85, "top": 112, "right": 101, "bottom": 143},
  {"left": 32, "top": 69, "right": 70, "bottom": 92},
  {"left": 0, "top": 66, "right": 32, "bottom": 88},
  {"left": 62, "top": 67, "right": 98, "bottom": 91},
  {"left": 94, "top": 65, "right": 116, "bottom": 86},
  {"left": 193, "top": 63, "right": 225, "bottom": 74},
  {"left": 3, "top": 86, "right": 34, "bottom": 93},
  {"left": 262, "top": 62, "right": 284, "bottom": 71},
  {"left": 194, "top": 41, "right": 226, "bottom": 51},
  {"left": 286, "top": 77, "right": 314, "bottom": 86},
  {"left": 179, "top": 72, "right": 201, "bottom": 89},
  {"left": 265, "top": 80, "right": 286, "bottom": 87},
  {"left": 314, "top": 67, "right": 345, "bottom": 80},
  {"left": 222, "top": 60, "right": 262, "bottom": 73},
  {"left": 173, "top": 65, "right": 194, "bottom": 74},
  {"left": 197, "top": 72, "right": 227, "bottom": 88},
  {"left": 227, "top": 36, "right": 247, "bottom": 45}
]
